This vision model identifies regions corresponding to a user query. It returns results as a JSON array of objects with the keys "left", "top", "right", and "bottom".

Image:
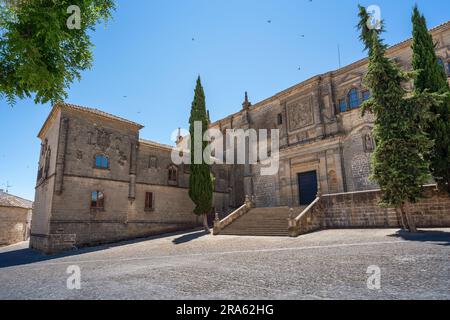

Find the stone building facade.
[
  {"left": 0, "top": 190, "right": 33, "bottom": 246},
  {"left": 208, "top": 20, "right": 450, "bottom": 208},
  {"left": 30, "top": 21, "right": 450, "bottom": 253}
]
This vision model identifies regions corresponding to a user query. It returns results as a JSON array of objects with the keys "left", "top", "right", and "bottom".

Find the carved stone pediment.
[{"left": 287, "top": 97, "right": 314, "bottom": 132}]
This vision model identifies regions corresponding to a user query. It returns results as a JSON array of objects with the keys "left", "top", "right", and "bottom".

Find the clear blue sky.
[{"left": 0, "top": 0, "right": 448, "bottom": 200}]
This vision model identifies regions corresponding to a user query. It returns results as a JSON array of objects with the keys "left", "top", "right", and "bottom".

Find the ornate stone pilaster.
[
  {"left": 55, "top": 118, "right": 69, "bottom": 195},
  {"left": 128, "top": 142, "right": 137, "bottom": 200}
]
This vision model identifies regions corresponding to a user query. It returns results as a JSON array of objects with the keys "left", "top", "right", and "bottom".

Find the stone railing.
[
  {"left": 213, "top": 195, "right": 254, "bottom": 235},
  {"left": 288, "top": 196, "right": 323, "bottom": 237}
]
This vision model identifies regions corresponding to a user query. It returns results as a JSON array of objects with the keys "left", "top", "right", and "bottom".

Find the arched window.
[
  {"left": 91, "top": 191, "right": 105, "bottom": 209},
  {"left": 348, "top": 88, "right": 360, "bottom": 109},
  {"left": 168, "top": 165, "right": 178, "bottom": 184},
  {"left": 94, "top": 154, "right": 109, "bottom": 169}
]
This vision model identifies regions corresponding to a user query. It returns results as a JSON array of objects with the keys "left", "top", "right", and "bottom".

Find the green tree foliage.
[
  {"left": 0, "top": 0, "right": 115, "bottom": 105},
  {"left": 358, "top": 5, "right": 437, "bottom": 232},
  {"left": 411, "top": 5, "right": 450, "bottom": 193},
  {"left": 188, "top": 76, "right": 214, "bottom": 232}
]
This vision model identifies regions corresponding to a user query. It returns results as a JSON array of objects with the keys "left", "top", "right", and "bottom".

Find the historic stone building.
[
  {"left": 30, "top": 21, "right": 450, "bottom": 253},
  {"left": 0, "top": 190, "right": 33, "bottom": 246}
]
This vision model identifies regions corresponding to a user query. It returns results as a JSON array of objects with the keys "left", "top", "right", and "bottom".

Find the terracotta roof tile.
[{"left": 0, "top": 191, "right": 33, "bottom": 209}]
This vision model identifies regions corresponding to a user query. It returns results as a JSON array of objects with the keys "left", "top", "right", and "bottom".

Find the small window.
[
  {"left": 95, "top": 155, "right": 109, "bottom": 169},
  {"left": 91, "top": 191, "right": 105, "bottom": 209},
  {"left": 348, "top": 88, "right": 360, "bottom": 109},
  {"left": 145, "top": 192, "right": 154, "bottom": 211},
  {"left": 339, "top": 98, "right": 347, "bottom": 113},
  {"left": 437, "top": 58, "right": 444, "bottom": 70},
  {"left": 362, "top": 90, "right": 371, "bottom": 101},
  {"left": 277, "top": 113, "right": 283, "bottom": 125},
  {"left": 447, "top": 62, "right": 450, "bottom": 74},
  {"left": 168, "top": 165, "right": 178, "bottom": 184}
]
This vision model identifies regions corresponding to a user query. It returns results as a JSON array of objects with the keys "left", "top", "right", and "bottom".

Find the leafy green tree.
[
  {"left": 358, "top": 5, "right": 437, "bottom": 232},
  {"left": 411, "top": 5, "right": 450, "bottom": 193},
  {"left": 0, "top": 0, "right": 115, "bottom": 105},
  {"left": 188, "top": 76, "right": 214, "bottom": 233}
]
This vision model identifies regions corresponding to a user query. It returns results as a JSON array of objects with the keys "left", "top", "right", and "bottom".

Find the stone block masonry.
[{"left": 320, "top": 186, "right": 450, "bottom": 229}]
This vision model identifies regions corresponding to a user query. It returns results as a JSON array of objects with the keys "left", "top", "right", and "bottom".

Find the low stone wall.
[
  {"left": 321, "top": 186, "right": 450, "bottom": 229},
  {"left": 30, "top": 220, "right": 200, "bottom": 254}
]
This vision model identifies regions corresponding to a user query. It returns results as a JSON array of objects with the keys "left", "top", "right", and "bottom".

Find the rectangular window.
[
  {"left": 339, "top": 99, "right": 347, "bottom": 113},
  {"left": 91, "top": 191, "right": 105, "bottom": 209},
  {"left": 277, "top": 113, "right": 283, "bottom": 125},
  {"left": 145, "top": 192, "right": 154, "bottom": 211},
  {"left": 94, "top": 155, "right": 109, "bottom": 169}
]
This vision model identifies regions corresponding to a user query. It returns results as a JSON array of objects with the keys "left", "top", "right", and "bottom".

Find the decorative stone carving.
[
  {"left": 118, "top": 151, "right": 127, "bottom": 166},
  {"left": 96, "top": 129, "right": 111, "bottom": 151},
  {"left": 363, "top": 134, "right": 375, "bottom": 153},
  {"left": 76, "top": 150, "right": 83, "bottom": 160},
  {"left": 114, "top": 137, "right": 122, "bottom": 150},
  {"left": 288, "top": 99, "right": 314, "bottom": 132},
  {"left": 43, "top": 147, "right": 51, "bottom": 178}
]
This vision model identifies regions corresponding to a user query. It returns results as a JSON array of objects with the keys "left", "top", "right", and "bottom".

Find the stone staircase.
[{"left": 219, "top": 207, "right": 305, "bottom": 237}]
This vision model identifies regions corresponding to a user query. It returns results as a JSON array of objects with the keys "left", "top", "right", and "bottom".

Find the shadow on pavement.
[
  {"left": 388, "top": 229, "right": 450, "bottom": 246},
  {"left": 0, "top": 228, "right": 203, "bottom": 269},
  {"left": 172, "top": 230, "right": 209, "bottom": 245}
]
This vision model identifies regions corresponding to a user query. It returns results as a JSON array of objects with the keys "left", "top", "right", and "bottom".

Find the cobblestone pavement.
[{"left": 0, "top": 228, "right": 449, "bottom": 300}]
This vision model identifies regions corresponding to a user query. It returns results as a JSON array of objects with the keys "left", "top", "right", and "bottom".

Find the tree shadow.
[
  {"left": 172, "top": 230, "right": 209, "bottom": 245},
  {"left": 0, "top": 228, "right": 203, "bottom": 269},
  {"left": 388, "top": 229, "right": 450, "bottom": 246}
]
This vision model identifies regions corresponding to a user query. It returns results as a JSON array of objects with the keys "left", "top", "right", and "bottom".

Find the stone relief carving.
[
  {"left": 76, "top": 150, "right": 83, "bottom": 160},
  {"left": 288, "top": 99, "right": 314, "bottom": 132},
  {"left": 118, "top": 151, "right": 127, "bottom": 166},
  {"left": 363, "top": 134, "right": 375, "bottom": 153},
  {"left": 96, "top": 129, "right": 111, "bottom": 151},
  {"left": 43, "top": 147, "right": 51, "bottom": 178},
  {"left": 114, "top": 137, "right": 122, "bottom": 150},
  {"left": 87, "top": 129, "right": 112, "bottom": 151}
]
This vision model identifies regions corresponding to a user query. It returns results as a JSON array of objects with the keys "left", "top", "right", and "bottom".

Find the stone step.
[{"left": 217, "top": 206, "right": 304, "bottom": 237}]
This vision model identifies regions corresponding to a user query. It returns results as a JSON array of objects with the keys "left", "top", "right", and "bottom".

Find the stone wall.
[
  {"left": 0, "top": 207, "right": 31, "bottom": 246},
  {"left": 320, "top": 186, "right": 450, "bottom": 229}
]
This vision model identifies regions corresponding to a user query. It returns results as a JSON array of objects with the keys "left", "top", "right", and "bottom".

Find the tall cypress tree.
[
  {"left": 358, "top": 6, "right": 435, "bottom": 232},
  {"left": 188, "top": 76, "right": 214, "bottom": 233},
  {"left": 412, "top": 5, "right": 450, "bottom": 193}
]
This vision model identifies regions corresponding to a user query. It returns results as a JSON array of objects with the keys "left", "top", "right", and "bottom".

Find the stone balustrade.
[{"left": 213, "top": 195, "right": 253, "bottom": 235}]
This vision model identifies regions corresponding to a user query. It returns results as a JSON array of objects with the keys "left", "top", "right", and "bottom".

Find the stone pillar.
[
  {"left": 55, "top": 118, "right": 69, "bottom": 195},
  {"left": 213, "top": 213, "right": 221, "bottom": 235},
  {"left": 129, "top": 142, "right": 137, "bottom": 200},
  {"left": 333, "top": 147, "right": 345, "bottom": 193},
  {"left": 318, "top": 152, "right": 329, "bottom": 194}
]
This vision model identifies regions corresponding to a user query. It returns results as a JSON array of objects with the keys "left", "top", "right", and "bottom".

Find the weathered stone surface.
[{"left": 30, "top": 22, "right": 450, "bottom": 253}]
